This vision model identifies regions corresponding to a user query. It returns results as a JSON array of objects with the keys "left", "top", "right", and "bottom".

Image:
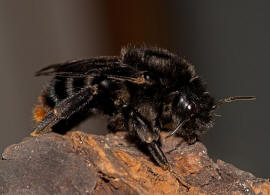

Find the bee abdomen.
[
  {"left": 32, "top": 104, "right": 50, "bottom": 122},
  {"left": 50, "top": 76, "right": 68, "bottom": 102},
  {"left": 66, "top": 77, "right": 86, "bottom": 95},
  {"left": 48, "top": 76, "right": 88, "bottom": 104},
  {"left": 33, "top": 76, "right": 90, "bottom": 122},
  {"left": 32, "top": 90, "right": 55, "bottom": 123}
]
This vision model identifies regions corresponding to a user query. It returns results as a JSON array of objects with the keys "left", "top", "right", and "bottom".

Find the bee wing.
[
  {"left": 35, "top": 57, "right": 148, "bottom": 84},
  {"left": 36, "top": 57, "right": 123, "bottom": 76}
]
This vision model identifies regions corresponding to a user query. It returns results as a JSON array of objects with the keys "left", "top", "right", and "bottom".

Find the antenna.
[{"left": 213, "top": 96, "right": 256, "bottom": 109}]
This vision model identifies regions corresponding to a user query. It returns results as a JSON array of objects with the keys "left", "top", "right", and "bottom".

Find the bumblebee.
[{"left": 32, "top": 46, "right": 255, "bottom": 169}]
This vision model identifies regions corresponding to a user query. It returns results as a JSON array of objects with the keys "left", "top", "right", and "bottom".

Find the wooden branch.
[{"left": 0, "top": 131, "right": 269, "bottom": 194}]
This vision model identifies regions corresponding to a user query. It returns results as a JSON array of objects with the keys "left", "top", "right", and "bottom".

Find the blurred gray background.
[{"left": 0, "top": 1, "right": 269, "bottom": 178}]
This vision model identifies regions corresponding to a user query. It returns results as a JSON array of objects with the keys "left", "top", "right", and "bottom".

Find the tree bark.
[{"left": 0, "top": 131, "right": 269, "bottom": 194}]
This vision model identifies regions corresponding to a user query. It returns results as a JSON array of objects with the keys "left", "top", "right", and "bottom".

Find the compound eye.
[
  {"left": 144, "top": 73, "right": 157, "bottom": 84},
  {"left": 144, "top": 73, "right": 151, "bottom": 82},
  {"left": 186, "top": 102, "right": 197, "bottom": 115}
]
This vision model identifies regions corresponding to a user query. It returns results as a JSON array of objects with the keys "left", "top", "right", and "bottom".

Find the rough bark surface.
[{"left": 0, "top": 131, "right": 269, "bottom": 195}]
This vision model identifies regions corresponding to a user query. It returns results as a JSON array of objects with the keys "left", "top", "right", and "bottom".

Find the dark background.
[{"left": 0, "top": 1, "right": 269, "bottom": 178}]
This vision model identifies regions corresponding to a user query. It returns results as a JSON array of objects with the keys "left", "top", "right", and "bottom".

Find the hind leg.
[{"left": 31, "top": 86, "right": 97, "bottom": 136}]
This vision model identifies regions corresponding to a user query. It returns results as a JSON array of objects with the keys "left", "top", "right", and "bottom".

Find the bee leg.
[
  {"left": 127, "top": 109, "right": 169, "bottom": 169},
  {"left": 31, "top": 86, "right": 96, "bottom": 136},
  {"left": 147, "top": 141, "right": 170, "bottom": 169}
]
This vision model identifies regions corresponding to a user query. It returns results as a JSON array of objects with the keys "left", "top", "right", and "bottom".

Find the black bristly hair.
[{"left": 32, "top": 45, "right": 255, "bottom": 172}]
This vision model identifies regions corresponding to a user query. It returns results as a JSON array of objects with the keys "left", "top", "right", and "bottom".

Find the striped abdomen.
[{"left": 33, "top": 76, "right": 92, "bottom": 122}]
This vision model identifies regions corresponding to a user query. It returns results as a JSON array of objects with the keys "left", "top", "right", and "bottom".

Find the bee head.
[
  {"left": 169, "top": 88, "right": 215, "bottom": 135},
  {"left": 167, "top": 87, "right": 255, "bottom": 138}
]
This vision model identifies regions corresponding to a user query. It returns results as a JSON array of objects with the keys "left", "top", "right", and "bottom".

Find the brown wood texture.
[{"left": 0, "top": 131, "right": 269, "bottom": 194}]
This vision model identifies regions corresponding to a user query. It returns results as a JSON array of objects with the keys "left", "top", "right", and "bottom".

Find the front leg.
[{"left": 125, "top": 107, "right": 169, "bottom": 169}]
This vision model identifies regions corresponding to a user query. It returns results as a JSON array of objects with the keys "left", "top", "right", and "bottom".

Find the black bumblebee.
[{"left": 32, "top": 46, "right": 255, "bottom": 169}]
